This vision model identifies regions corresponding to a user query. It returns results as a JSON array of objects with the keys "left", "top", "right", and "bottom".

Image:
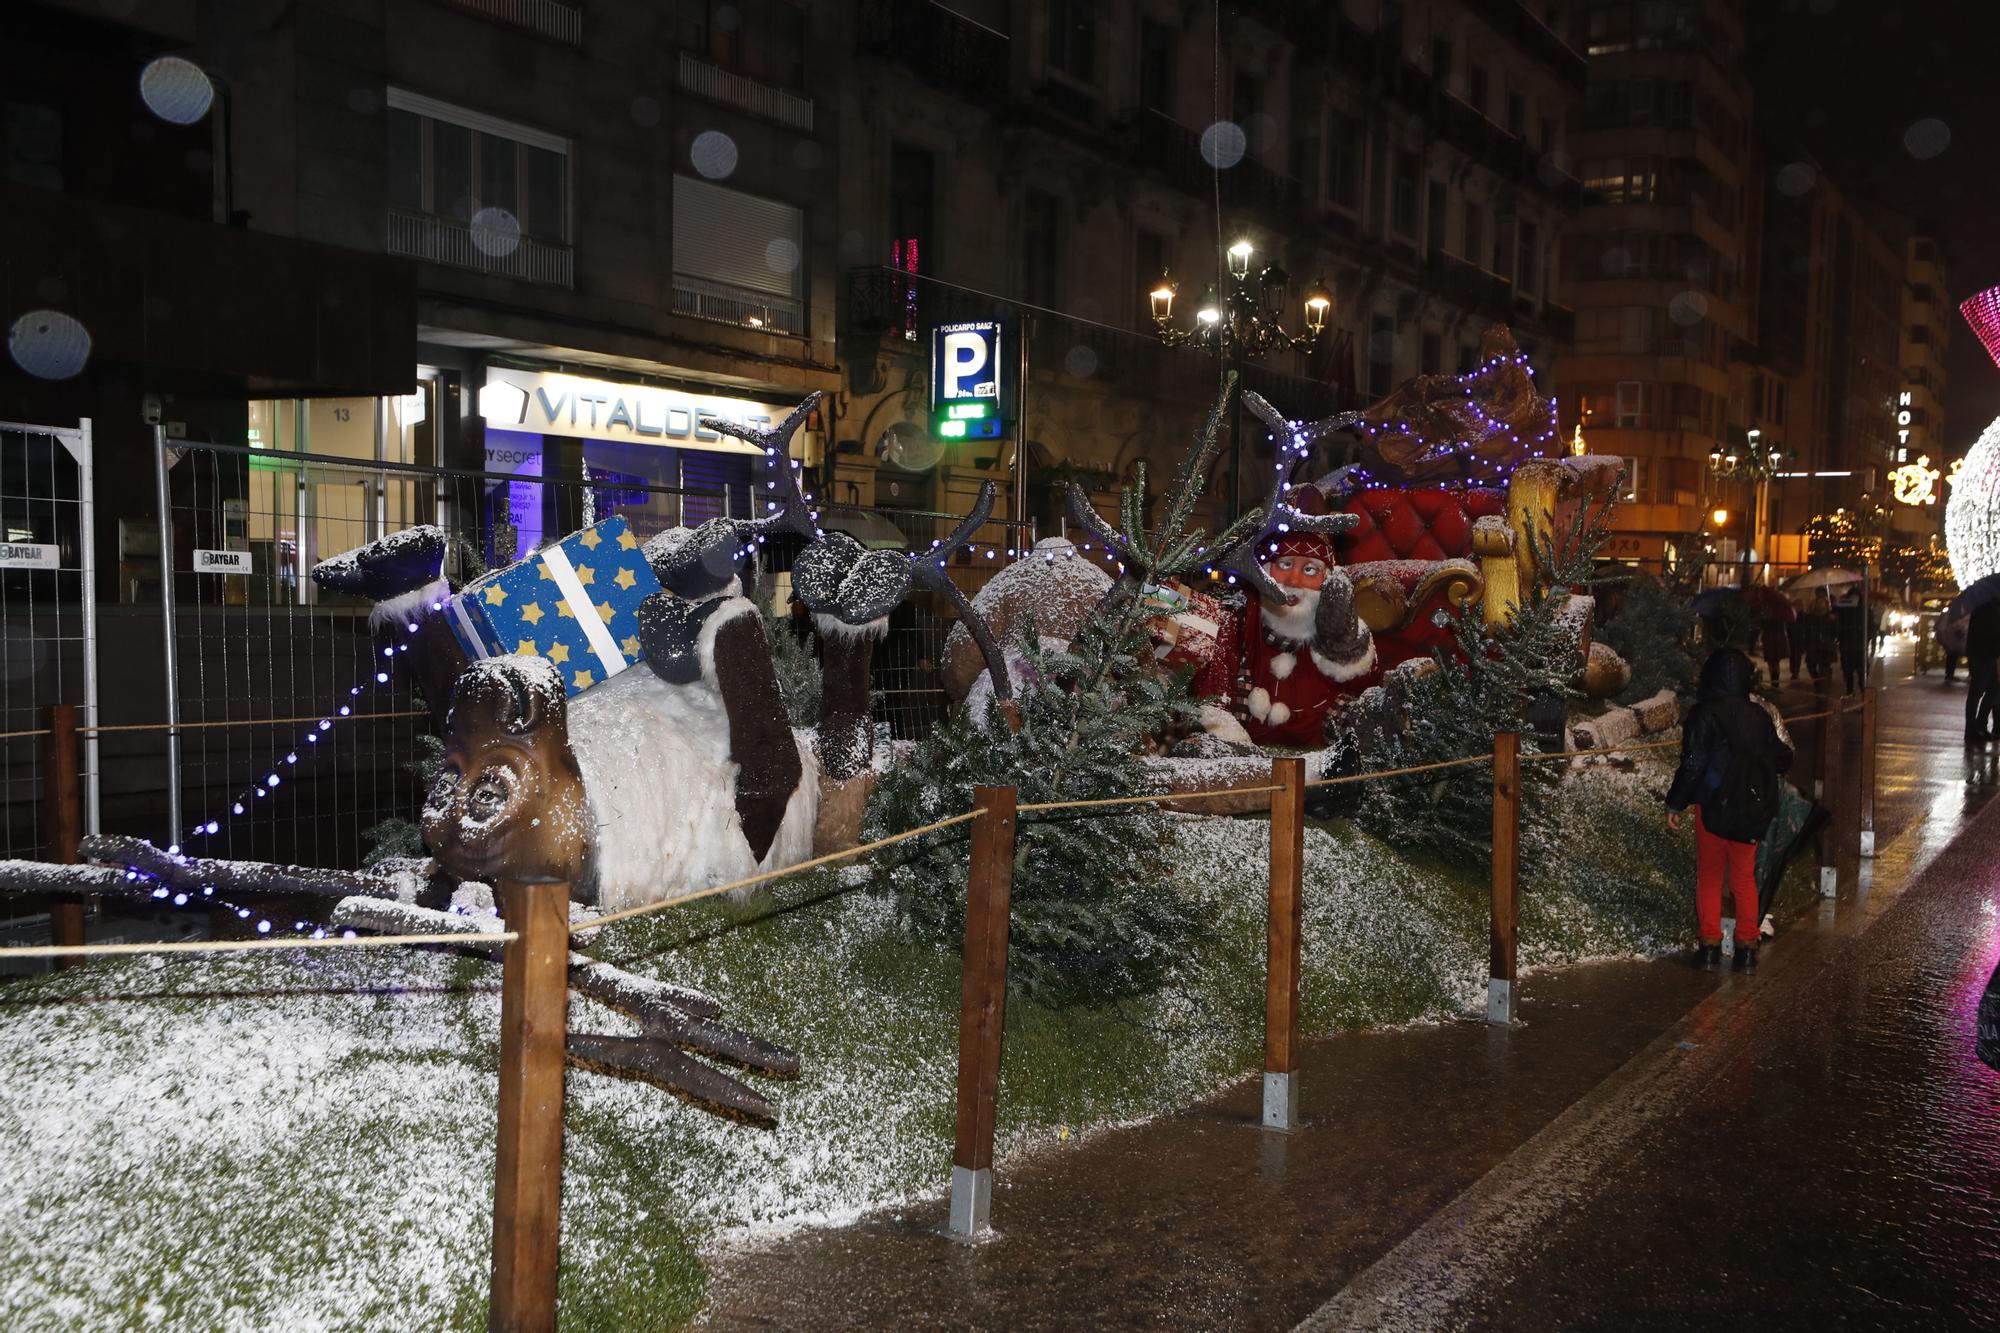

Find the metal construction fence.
[{"left": 0, "top": 426, "right": 1031, "bottom": 875}]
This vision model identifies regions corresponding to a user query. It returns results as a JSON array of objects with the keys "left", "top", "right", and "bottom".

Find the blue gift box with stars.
[{"left": 443, "top": 515, "right": 661, "bottom": 696}]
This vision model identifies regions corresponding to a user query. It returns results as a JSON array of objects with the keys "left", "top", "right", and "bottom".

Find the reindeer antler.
[
  {"left": 700, "top": 392, "right": 823, "bottom": 542},
  {"left": 909, "top": 481, "right": 1012, "bottom": 700},
  {"left": 1207, "top": 390, "right": 1360, "bottom": 606}
]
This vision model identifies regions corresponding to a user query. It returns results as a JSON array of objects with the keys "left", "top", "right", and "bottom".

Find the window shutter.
[{"left": 673, "top": 175, "right": 803, "bottom": 300}]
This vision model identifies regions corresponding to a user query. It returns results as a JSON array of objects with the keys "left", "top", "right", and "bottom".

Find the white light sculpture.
[{"left": 1945, "top": 415, "right": 2000, "bottom": 586}]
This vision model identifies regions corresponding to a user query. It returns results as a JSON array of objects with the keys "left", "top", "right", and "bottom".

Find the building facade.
[{"left": 1891, "top": 230, "right": 1951, "bottom": 539}]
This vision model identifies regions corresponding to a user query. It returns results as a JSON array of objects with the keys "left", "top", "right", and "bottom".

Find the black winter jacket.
[{"left": 1666, "top": 650, "right": 1793, "bottom": 844}]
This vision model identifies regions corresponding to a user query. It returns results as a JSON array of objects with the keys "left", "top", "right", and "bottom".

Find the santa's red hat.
[{"left": 1266, "top": 529, "right": 1334, "bottom": 564}]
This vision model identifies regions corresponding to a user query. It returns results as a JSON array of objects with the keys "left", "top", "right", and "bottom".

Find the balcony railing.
[
  {"left": 433, "top": 0, "right": 581, "bottom": 44},
  {"left": 844, "top": 266, "right": 1349, "bottom": 419},
  {"left": 857, "top": 0, "right": 1010, "bottom": 105},
  {"left": 385, "top": 209, "right": 574, "bottom": 288},
  {"left": 1131, "top": 109, "right": 1301, "bottom": 218},
  {"left": 677, "top": 52, "right": 815, "bottom": 132},
  {"left": 672, "top": 273, "right": 804, "bottom": 336}
]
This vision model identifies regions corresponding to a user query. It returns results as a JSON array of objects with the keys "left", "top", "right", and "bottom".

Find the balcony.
[
  {"left": 1131, "top": 109, "right": 1301, "bottom": 217},
  {"left": 677, "top": 51, "right": 814, "bottom": 132},
  {"left": 843, "top": 266, "right": 1348, "bottom": 418},
  {"left": 1461, "top": 0, "right": 1587, "bottom": 89},
  {"left": 671, "top": 273, "right": 804, "bottom": 336},
  {"left": 386, "top": 209, "right": 574, "bottom": 288},
  {"left": 856, "top": 0, "right": 1009, "bottom": 106},
  {"left": 433, "top": 0, "right": 581, "bottom": 44},
  {"left": 1429, "top": 252, "right": 1516, "bottom": 322}
]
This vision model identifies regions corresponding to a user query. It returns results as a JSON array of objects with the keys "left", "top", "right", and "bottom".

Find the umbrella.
[
  {"left": 1939, "top": 610, "right": 1969, "bottom": 656},
  {"left": 1944, "top": 572, "right": 2000, "bottom": 621},
  {"left": 1743, "top": 585, "right": 1798, "bottom": 621},
  {"left": 1788, "top": 567, "right": 1862, "bottom": 591}
]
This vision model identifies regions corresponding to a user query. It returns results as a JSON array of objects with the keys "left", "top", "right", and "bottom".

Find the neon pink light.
[{"left": 1961, "top": 285, "right": 2000, "bottom": 371}]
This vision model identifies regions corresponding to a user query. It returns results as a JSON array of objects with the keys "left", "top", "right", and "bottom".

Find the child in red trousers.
[{"left": 1666, "top": 648, "right": 1793, "bottom": 971}]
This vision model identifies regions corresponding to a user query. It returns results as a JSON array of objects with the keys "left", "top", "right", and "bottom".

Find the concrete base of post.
[
  {"left": 948, "top": 1165, "right": 991, "bottom": 1239},
  {"left": 1261, "top": 1071, "right": 1298, "bottom": 1132},
  {"left": 1819, "top": 866, "right": 1838, "bottom": 898},
  {"left": 1486, "top": 978, "right": 1515, "bottom": 1025},
  {"left": 1860, "top": 830, "right": 1875, "bottom": 859}
]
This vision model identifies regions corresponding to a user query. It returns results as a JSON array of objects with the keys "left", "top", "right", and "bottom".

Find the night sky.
[{"left": 1747, "top": 1, "right": 2000, "bottom": 450}]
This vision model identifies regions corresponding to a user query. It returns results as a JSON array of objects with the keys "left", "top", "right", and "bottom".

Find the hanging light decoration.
[{"left": 1948, "top": 286, "right": 2000, "bottom": 587}]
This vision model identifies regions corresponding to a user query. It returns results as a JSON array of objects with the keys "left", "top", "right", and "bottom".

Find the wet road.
[{"left": 700, "top": 671, "right": 2000, "bottom": 1331}]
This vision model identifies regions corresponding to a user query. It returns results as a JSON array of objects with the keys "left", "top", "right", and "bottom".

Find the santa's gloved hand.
[
  {"left": 638, "top": 591, "right": 728, "bottom": 685},
  {"left": 1311, "top": 568, "right": 1376, "bottom": 681}
]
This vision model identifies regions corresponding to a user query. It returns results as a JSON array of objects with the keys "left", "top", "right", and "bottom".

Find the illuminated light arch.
[{"left": 1945, "top": 416, "right": 2000, "bottom": 586}]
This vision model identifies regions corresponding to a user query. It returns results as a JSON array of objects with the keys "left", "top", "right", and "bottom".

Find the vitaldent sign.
[{"left": 479, "top": 368, "right": 775, "bottom": 455}]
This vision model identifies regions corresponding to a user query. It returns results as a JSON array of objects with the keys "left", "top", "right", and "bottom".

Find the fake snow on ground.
[{"left": 0, "top": 758, "right": 1696, "bottom": 1331}]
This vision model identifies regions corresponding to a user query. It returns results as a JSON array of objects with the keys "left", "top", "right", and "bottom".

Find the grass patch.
[{"left": 0, "top": 758, "right": 1703, "bottom": 1330}]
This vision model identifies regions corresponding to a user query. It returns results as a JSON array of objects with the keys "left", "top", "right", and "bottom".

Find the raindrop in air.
[
  {"left": 470, "top": 207, "right": 522, "bottom": 258},
  {"left": 691, "top": 130, "right": 739, "bottom": 179},
  {"left": 765, "top": 237, "right": 801, "bottom": 274},
  {"left": 1200, "top": 121, "right": 1247, "bottom": 170},
  {"left": 139, "top": 56, "right": 214, "bottom": 125},
  {"left": 1668, "top": 291, "right": 1708, "bottom": 327},
  {"left": 1904, "top": 118, "right": 1950, "bottom": 161},
  {"left": 1063, "top": 345, "right": 1099, "bottom": 378},
  {"left": 1775, "top": 161, "right": 1817, "bottom": 197},
  {"left": 630, "top": 96, "right": 662, "bottom": 128},
  {"left": 793, "top": 140, "right": 823, "bottom": 170},
  {"left": 7, "top": 310, "right": 91, "bottom": 380}
]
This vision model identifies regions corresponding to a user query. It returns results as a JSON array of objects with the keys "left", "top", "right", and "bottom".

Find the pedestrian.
[
  {"left": 1800, "top": 589, "right": 1836, "bottom": 685},
  {"left": 1834, "top": 590, "right": 1866, "bottom": 694},
  {"left": 1965, "top": 601, "right": 2000, "bottom": 745},
  {"left": 1666, "top": 648, "right": 1794, "bottom": 971},
  {"left": 1758, "top": 616, "right": 1790, "bottom": 688}
]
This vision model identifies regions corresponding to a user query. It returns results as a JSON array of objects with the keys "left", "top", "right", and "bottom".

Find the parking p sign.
[{"left": 930, "top": 320, "right": 1006, "bottom": 441}]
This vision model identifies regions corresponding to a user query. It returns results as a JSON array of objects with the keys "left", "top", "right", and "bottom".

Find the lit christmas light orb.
[{"left": 1944, "top": 414, "right": 2000, "bottom": 587}]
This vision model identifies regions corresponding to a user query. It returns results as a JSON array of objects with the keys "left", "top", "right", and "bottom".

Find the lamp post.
[
  {"left": 1148, "top": 239, "right": 1331, "bottom": 522},
  {"left": 1707, "top": 429, "right": 1793, "bottom": 582}
]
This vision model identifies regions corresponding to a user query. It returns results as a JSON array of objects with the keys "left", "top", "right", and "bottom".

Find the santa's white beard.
[{"left": 1261, "top": 587, "right": 1320, "bottom": 644}]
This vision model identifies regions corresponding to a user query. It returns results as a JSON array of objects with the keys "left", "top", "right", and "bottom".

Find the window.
[
  {"left": 1912, "top": 283, "right": 1934, "bottom": 303},
  {"left": 1138, "top": 18, "right": 1175, "bottom": 114},
  {"left": 1326, "top": 112, "right": 1361, "bottom": 211},
  {"left": 889, "top": 141, "right": 937, "bottom": 273},
  {"left": 1369, "top": 314, "right": 1396, "bottom": 398},
  {"left": 1135, "top": 226, "right": 1169, "bottom": 330},
  {"left": 1538, "top": 116, "right": 1554, "bottom": 151},
  {"left": 1468, "top": 66, "right": 1488, "bottom": 116},
  {"left": 1579, "top": 156, "right": 1658, "bottom": 205},
  {"left": 1462, "top": 201, "right": 1483, "bottom": 261},
  {"left": 1421, "top": 332, "right": 1442, "bottom": 374},
  {"left": 672, "top": 175, "right": 806, "bottom": 333},
  {"left": 678, "top": 0, "right": 807, "bottom": 88},
  {"left": 1431, "top": 38, "right": 1452, "bottom": 81},
  {"left": 1491, "top": 215, "right": 1513, "bottom": 278},
  {"left": 5, "top": 101, "right": 62, "bottom": 192},
  {"left": 1614, "top": 380, "right": 1646, "bottom": 428},
  {"left": 1232, "top": 70, "right": 1263, "bottom": 128},
  {"left": 1049, "top": 0, "right": 1096, "bottom": 82},
  {"left": 1508, "top": 93, "right": 1526, "bottom": 137},
  {"left": 385, "top": 90, "right": 569, "bottom": 242},
  {"left": 1909, "top": 324, "right": 1931, "bottom": 345},
  {"left": 1459, "top": 343, "right": 1477, "bottom": 374},
  {"left": 1023, "top": 189, "right": 1063, "bottom": 308},
  {"left": 1517, "top": 221, "right": 1540, "bottom": 297},
  {"left": 1392, "top": 151, "right": 1419, "bottom": 235}
]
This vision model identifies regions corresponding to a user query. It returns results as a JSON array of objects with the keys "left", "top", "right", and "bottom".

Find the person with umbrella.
[
  {"left": 1947, "top": 574, "right": 2000, "bottom": 743},
  {"left": 1666, "top": 648, "right": 1794, "bottom": 970}
]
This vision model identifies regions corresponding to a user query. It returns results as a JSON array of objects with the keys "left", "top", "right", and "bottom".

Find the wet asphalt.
[{"left": 698, "top": 661, "right": 2000, "bottom": 1331}]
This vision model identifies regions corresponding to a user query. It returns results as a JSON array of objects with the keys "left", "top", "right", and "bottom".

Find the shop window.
[
  {"left": 385, "top": 90, "right": 569, "bottom": 243},
  {"left": 672, "top": 174, "right": 806, "bottom": 333}
]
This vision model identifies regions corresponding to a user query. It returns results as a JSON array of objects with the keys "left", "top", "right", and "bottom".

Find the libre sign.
[{"left": 930, "top": 321, "right": 1005, "bottom": 440}]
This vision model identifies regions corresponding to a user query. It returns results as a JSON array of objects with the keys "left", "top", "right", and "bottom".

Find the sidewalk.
[{"left": 697, "top": 669, "right": 1996, "bottom": 1331}]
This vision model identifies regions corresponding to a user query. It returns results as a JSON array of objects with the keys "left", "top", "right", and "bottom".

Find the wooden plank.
[
  {"left": 1489, "top": 731, "right": 1520, "bottom": 1015},
  {"left": 565, "top": 1034, "right": 775, "bottom": 1129},
  {"left": 1264, "top": 757, "right": 1306, "bottom": 1077},
  {"left": 489, "top": 877, "right": 570, "bottom": 1333},
  {"left": 41, "top": 704, "right": 84, "bottom": 968},
  {"left": 952, "top": 785, "right": 1016, "bottom": 1175}
]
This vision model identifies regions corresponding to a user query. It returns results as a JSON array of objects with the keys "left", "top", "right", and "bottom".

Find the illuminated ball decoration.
[{"left": 1945, "top": 415, "right": 2000, "bottom": 588}]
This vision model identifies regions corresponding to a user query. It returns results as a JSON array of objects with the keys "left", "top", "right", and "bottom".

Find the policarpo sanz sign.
[
  {"left": 193, "top": 548, "right": 253, "bottom": 574},
  {"left": 930, "top": 320, "right": 1006, "bottom": 440}
]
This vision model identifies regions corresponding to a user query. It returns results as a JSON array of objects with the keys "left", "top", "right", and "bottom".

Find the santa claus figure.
[{"left": 1236, "top": 532, "right": 1376, "bottom": 747}]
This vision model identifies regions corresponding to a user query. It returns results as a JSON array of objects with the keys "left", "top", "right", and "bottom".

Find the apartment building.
[
  {"left": 1892, "top": 230, "right": 1951, "bottom": 540},
  {"left": 836, "top": 0, "right": 1585, "bottom": 533}
]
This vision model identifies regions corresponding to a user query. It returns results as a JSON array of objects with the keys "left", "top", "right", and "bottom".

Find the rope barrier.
[
  {"left": 572, "top": 809, "right": 987, "bottom": 936},
  {"left": 1301, "top": 752, "right": 1491, "bottom": 789},
  {"left": 1521, "top": 735, "right": 1681, "bottom": 763},
  {"left": 0, "top": 727, "right": 49, "bottom": 741},
  {"left": 1016, "top": 785, "right": 1286, "bottom": 813},
  {"left": 0, "top": 930, "right": 516, "bottom": 961}
]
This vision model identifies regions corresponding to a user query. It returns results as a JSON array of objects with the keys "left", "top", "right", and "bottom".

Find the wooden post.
[
  {"left": 1263, "top": 757, "right": 1306, "bottom": 1131},
  {"left": 1818, "top": 696, "right": 1842, "bottom": 898},
  {"left": 1858, "top": 687, "right": 1878, "bottom": 859},
  {"left": 489, "top": 877, "right": 571, "bottom": 1333},
  {"left": 41, "top": 704, "right": 84, "bottom": 968},
  {"left": 949, "top": 785, "right": 1016, "bottom": 1240},
  {"left": 1488, "top": 732, "right": 1520, "bottom": 1024}
]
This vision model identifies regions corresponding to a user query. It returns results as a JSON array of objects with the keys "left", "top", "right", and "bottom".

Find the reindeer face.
[{"left": 422, "top": 657, "right": 590, "bottom": 889}]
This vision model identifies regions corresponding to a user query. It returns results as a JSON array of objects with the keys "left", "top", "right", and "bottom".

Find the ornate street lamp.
[
  {"left": 1147, "top": 238, "right": 1331, "bottom": 521},
  {"left": 1707, "top": 428, "right": 1794, "bottom": 579}
]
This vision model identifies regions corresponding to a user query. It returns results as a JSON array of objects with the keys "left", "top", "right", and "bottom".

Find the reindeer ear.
[
  {"left": 794, "top": 533, "right": 910, "bottom": 625},
  {"left": 450, "top": 657, "right": 567, "bottom": 738}
]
